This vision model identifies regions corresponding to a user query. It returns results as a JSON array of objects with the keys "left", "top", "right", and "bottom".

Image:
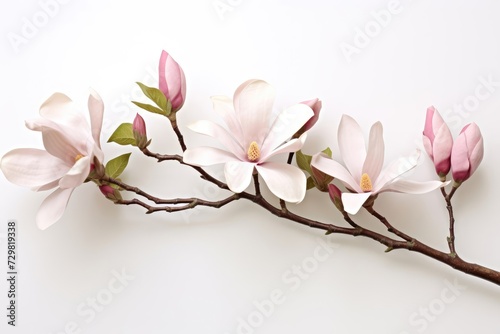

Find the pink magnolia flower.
[
  {"left": 451, "top": 123, "right": 484, "bottom": 183},
  {"left": 159, "top": 50, "right": 186, "bottom": 112},
  {"left": 422, "top": 106, "right": 453, "bottom": 177},
  {"left": 0, "top": 91, "right": 104, "bottom": 230},
  {"left": 183, "top": 79, "right": 314, "bottom": 203},
  {"left": 312, "top": 115, "right": 447, "bottom": 214}
]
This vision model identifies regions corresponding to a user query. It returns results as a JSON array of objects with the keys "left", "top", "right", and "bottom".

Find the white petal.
[
  {"left": 311, "top": 153, "right": 362, "bottom": 193},
  {"left": 373, "top": 150, "right": 421, "bottom": 192},
  {"left": 233, "top": 80, "right": 275, "bottom": 147},
  {"left": 41, "top": 126, "right": 82, "bottom": 165},
  {"left": 59, "top": 156, "right": 91, "bottom": 189},
  {"left": 261, "top": 104, "right": 313, "bottom": 157},
  {"left": 262, "top": 133, "right": 307, "bottom": 161},
  {"left": 379, "top": 180, "right": 449, "bottom": 194},
  {"left": 40, "top": 93, "right": 87, "bottom": 130},
  {"left": 36, "top": 187, "right": 74, "bottom": 230},
  {"left": 88, "top": 89, "right": 104, "bottom": 148},
  {"left": 338, "top": 115, "right": 367, "bottom": 182},
  {"left": 188, "top": 120, "right": 245, "bottom": 160},
  {"left": 362, "top": 121, "right": 385, "bottom": 181},
  {"left": 183, "top": 147, "right": 239, "bottom": 166},
  {"left": 256, "top": 162, "right": 306, "bottom": 203},
  {"left": 0, "top": 148, "right": 69, "bottom": 189},
  {"left": 211, "top": 95, "right": 245, "bottom": 147},
  {"left": 342, "top": 192, "right": 372, "bottom": 214},
  {"left": 224, "top": 161, "right": 255, "bottom": 193}
]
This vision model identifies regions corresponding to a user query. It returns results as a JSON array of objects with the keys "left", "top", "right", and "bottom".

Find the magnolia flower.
[
  {"left": 311, "top": 115, "right": 447, "bottom": 214},
  {"left": 0, "top": 91, "right": 104, "bottom": 230},
  {"left": 451, "top": 123, "right": 484, "bottom": 183},
  {"left": 422, "top": 106, "right": 453, "bottom": 177},
  {"left": 183, "top": 79, "right": 314, "bottom": 202},
  {"left": 159, "top": 50, "right": 186, "bottom": 112}
]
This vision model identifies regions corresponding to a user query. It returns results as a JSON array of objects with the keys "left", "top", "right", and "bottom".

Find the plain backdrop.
[{"left": 1, "top": 1, "right": 500, "bottom": 333}]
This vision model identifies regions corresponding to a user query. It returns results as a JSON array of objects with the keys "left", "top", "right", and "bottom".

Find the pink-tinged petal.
[
  {"left": 423, "top": 106, "right": 436, "bottom": 142},
  {"left": 469, "top": 136, "right": 484, "bottom": 176},
  {"left": 188, "top": 120, "right": 245, "bottom": 160},
  {"left": 233, "top": 80, "right": 275, "bottom": 148},
  {"left": 362, "top": 121, "right": 384, "bottom": 181},
  {"left": 41, "top": 126, "right": 81, "bottom": 165},
  {"left": 341, "top": 192, "right": 372, "bottom": 214},
  {"left": 422, "top": 135, "right": 433, "bottom": 159},
  {"left": 379, "top": 180, "right": 449, "bottom": 194},
  {"left": 224, "top": 160, "right": 255, "bottom": 193},
  {"left": 183, "top": 147, "right": 239, "bottom": 167},
  {"left": 450, "top": 133, "right": 470, "bottom": 181},
  {"left": 338, "top": 115, "right": 366, "bottom": 182},
  {"left": 36, "top": 187, "right": 74, "bottom": 230},
  {"left": 0, "top": 148, "right": 69, "bottom": 189},
  {"left": 256, "top": 162, "right": 306, "bottom": 203},
  {"left": 88, "top": 89, "right": 104, "bottom": 148},
  {"left": 159, "top": 50, "right": 186, "bottom": 111},
  {"left": 299, "top": 98, "right": 322, "bottom": 133},
  {"left": 262, "top": 133, "right": 307, "bottom": 161},
  {"left": 261, "top": 104, "right": 313, "bottom": 157},
  {"left": 431, "top": 123, "right": 453, "bottom": 174},
  {"left": 211, "top": 95, "right": 244, "bottom": 147},
  {"left": 311, "top": 153, "right": 362, "bottom": 193},
  {"left": 373, "top": 150, "right": 420, "bottom": 192},
  {"left": 59, "top": 156, "right": 91, "bottom": 189}
]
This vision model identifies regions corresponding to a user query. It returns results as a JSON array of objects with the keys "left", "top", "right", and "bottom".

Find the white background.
[{"left": 1, "top": 0, "right": 500, "bottom": 333}]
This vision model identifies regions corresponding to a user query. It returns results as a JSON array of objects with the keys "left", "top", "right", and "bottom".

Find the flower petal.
[
  {"left": 36, "top": 187, "right": 74, "bottom": 230},
  {"left": 362, "top": 121, "right": 385, "bottom": 181},
  {"left": 188, "top": 120, "right": 245, "bottom": 160},
  {"left": 39, "top": 93, "right": 88, "bottom": 129},
  {"left": 59, "top": 156, "right": 91, "bottom": 189},
  {"left": 311, "top": 153, "right": 362, "bottom": 193},
  {"left": 183, "top": 147, "right": 239, "bottom": 166},
  {"left": 211, "top": 95, "right": 245, "bottom": 147},
  {"left": 261, "top": 103, "right": 313, "bottom": 157},
  {"left": 40, "top": 125, "right": 82, "bottom": 165},
  {"left": 256, "top": 162, "right": 306, "bottom": 203},
  {"left": 341, "top": 192, "right": 372, "bottom": 214},
  {"left": 233, "top": 80, "right": 275, "bottom": 148},
  {"left": 224, "top": 160, "right": 255, "bottom": 193},
  {"left": 262, "top": 133, "right": 307, "bottom": 161},
  {"left": 88, "top": 89, "right": 104, "bottom": 148},
  {"left": 373, "top": 150, "right": 420, "bottom": 192},
  {"left": 338, "top": 115, "right": 367, "bottom": 182},
  {"left": 0, "top": 148, "right": 69, "bottom": 189},
  {"left": 379, "top": 180, "right": 449, "bottom": 194}
]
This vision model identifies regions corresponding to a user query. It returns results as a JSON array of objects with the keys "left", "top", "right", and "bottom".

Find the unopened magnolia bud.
[
  {"left": 311, "top": 165, "right": 333, "bottom": 192},
  {"left": 159, "top": 50, "right": 186, "bottom": 113},
  {"left": 328, "top": 184, "right": 344, "bottom": 212},
  {"left": 133, "top": 113, "right": 148, "bottom": 148},
  {"left": 99, "top": 185, "right": 122, "bottom": 202}
]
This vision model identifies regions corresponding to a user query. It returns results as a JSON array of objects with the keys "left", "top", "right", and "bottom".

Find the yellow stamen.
[
  {"left": 360, "top": 173, "right": 373, "bottom": 192},
  {"left": 247, "top": 141, "right": 261, "bottom": 161},
  {"left": 75, "top": 154, "right": 84, "bottom": 162}
]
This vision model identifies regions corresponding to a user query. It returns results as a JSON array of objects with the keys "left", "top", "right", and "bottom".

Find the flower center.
[
  {"left": 360, "top": 173, "right": 373, "bottom": 192},
  {"left": 247, "top": 141, "right": 261, "bottom": 162},
  {"left": 75, "top": 154, "right": 84, "bottom": 162}
]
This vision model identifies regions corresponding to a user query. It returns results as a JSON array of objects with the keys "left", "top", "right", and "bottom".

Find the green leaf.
[
  {"left": 136, "top": 82, "right": 171, "bottom": 115},
  {"left": 296, "top": 150, "right": 312, "bottom": 174},
  {"left": 322, "top": 147, "right": 332, "bottom": 158},
  {"left": 131, "top": 101, "right": 167, "bottom": 116},
  {"left": 306, "top": 176, "right": 315, "bottom": 190},
  {"left": 108, "top": 123, "right": 137, "bottom": 146},
  {"left": 105, "top": 153, "right": 131, "bottom": 179}
]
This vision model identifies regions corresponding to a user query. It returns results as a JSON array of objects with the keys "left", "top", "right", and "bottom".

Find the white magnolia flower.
[
  {"left": 183, "top": 79, "right": 314, "bottom": 202},
  {"left": 0, "top": 91, "right": 104, "bottom": 229},
  {"left": 311, "top": 114, "right": 447, "bottom": 214}
]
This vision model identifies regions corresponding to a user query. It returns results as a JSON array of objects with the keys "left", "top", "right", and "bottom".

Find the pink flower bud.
[
  {"left": 451, "top": 123, "right": 484, "bottom": 183},
  {"left": 422, "top": 106, "right": 453, "bottom": 177},
  {"left": 133, "top": 113, "right": 148, "bottom": 148},
  {"left": 328, "top": 184, "right": 344, "bottom": 212},
  {"left": 293, "top": 98, "right": 322, "bottom": 138},
  {"left": 159, "top": 50, "right": 186, "bottom": 112},
  {"left": 99, "top": 185, "right": 122, "bottom": 202}
]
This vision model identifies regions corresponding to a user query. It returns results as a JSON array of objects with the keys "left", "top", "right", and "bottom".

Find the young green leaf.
[
  {"left": 136, "top": 82, "right": 171, "bottom": 115},
  {"left": 131, "top": 101, "right": 168, "bottom": 116},
  {"left": 108, "top": 123, "right": 137, "bottom": 146},
  {"left": 105, "top": 153, "right": 132, "bottom": 179}
]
